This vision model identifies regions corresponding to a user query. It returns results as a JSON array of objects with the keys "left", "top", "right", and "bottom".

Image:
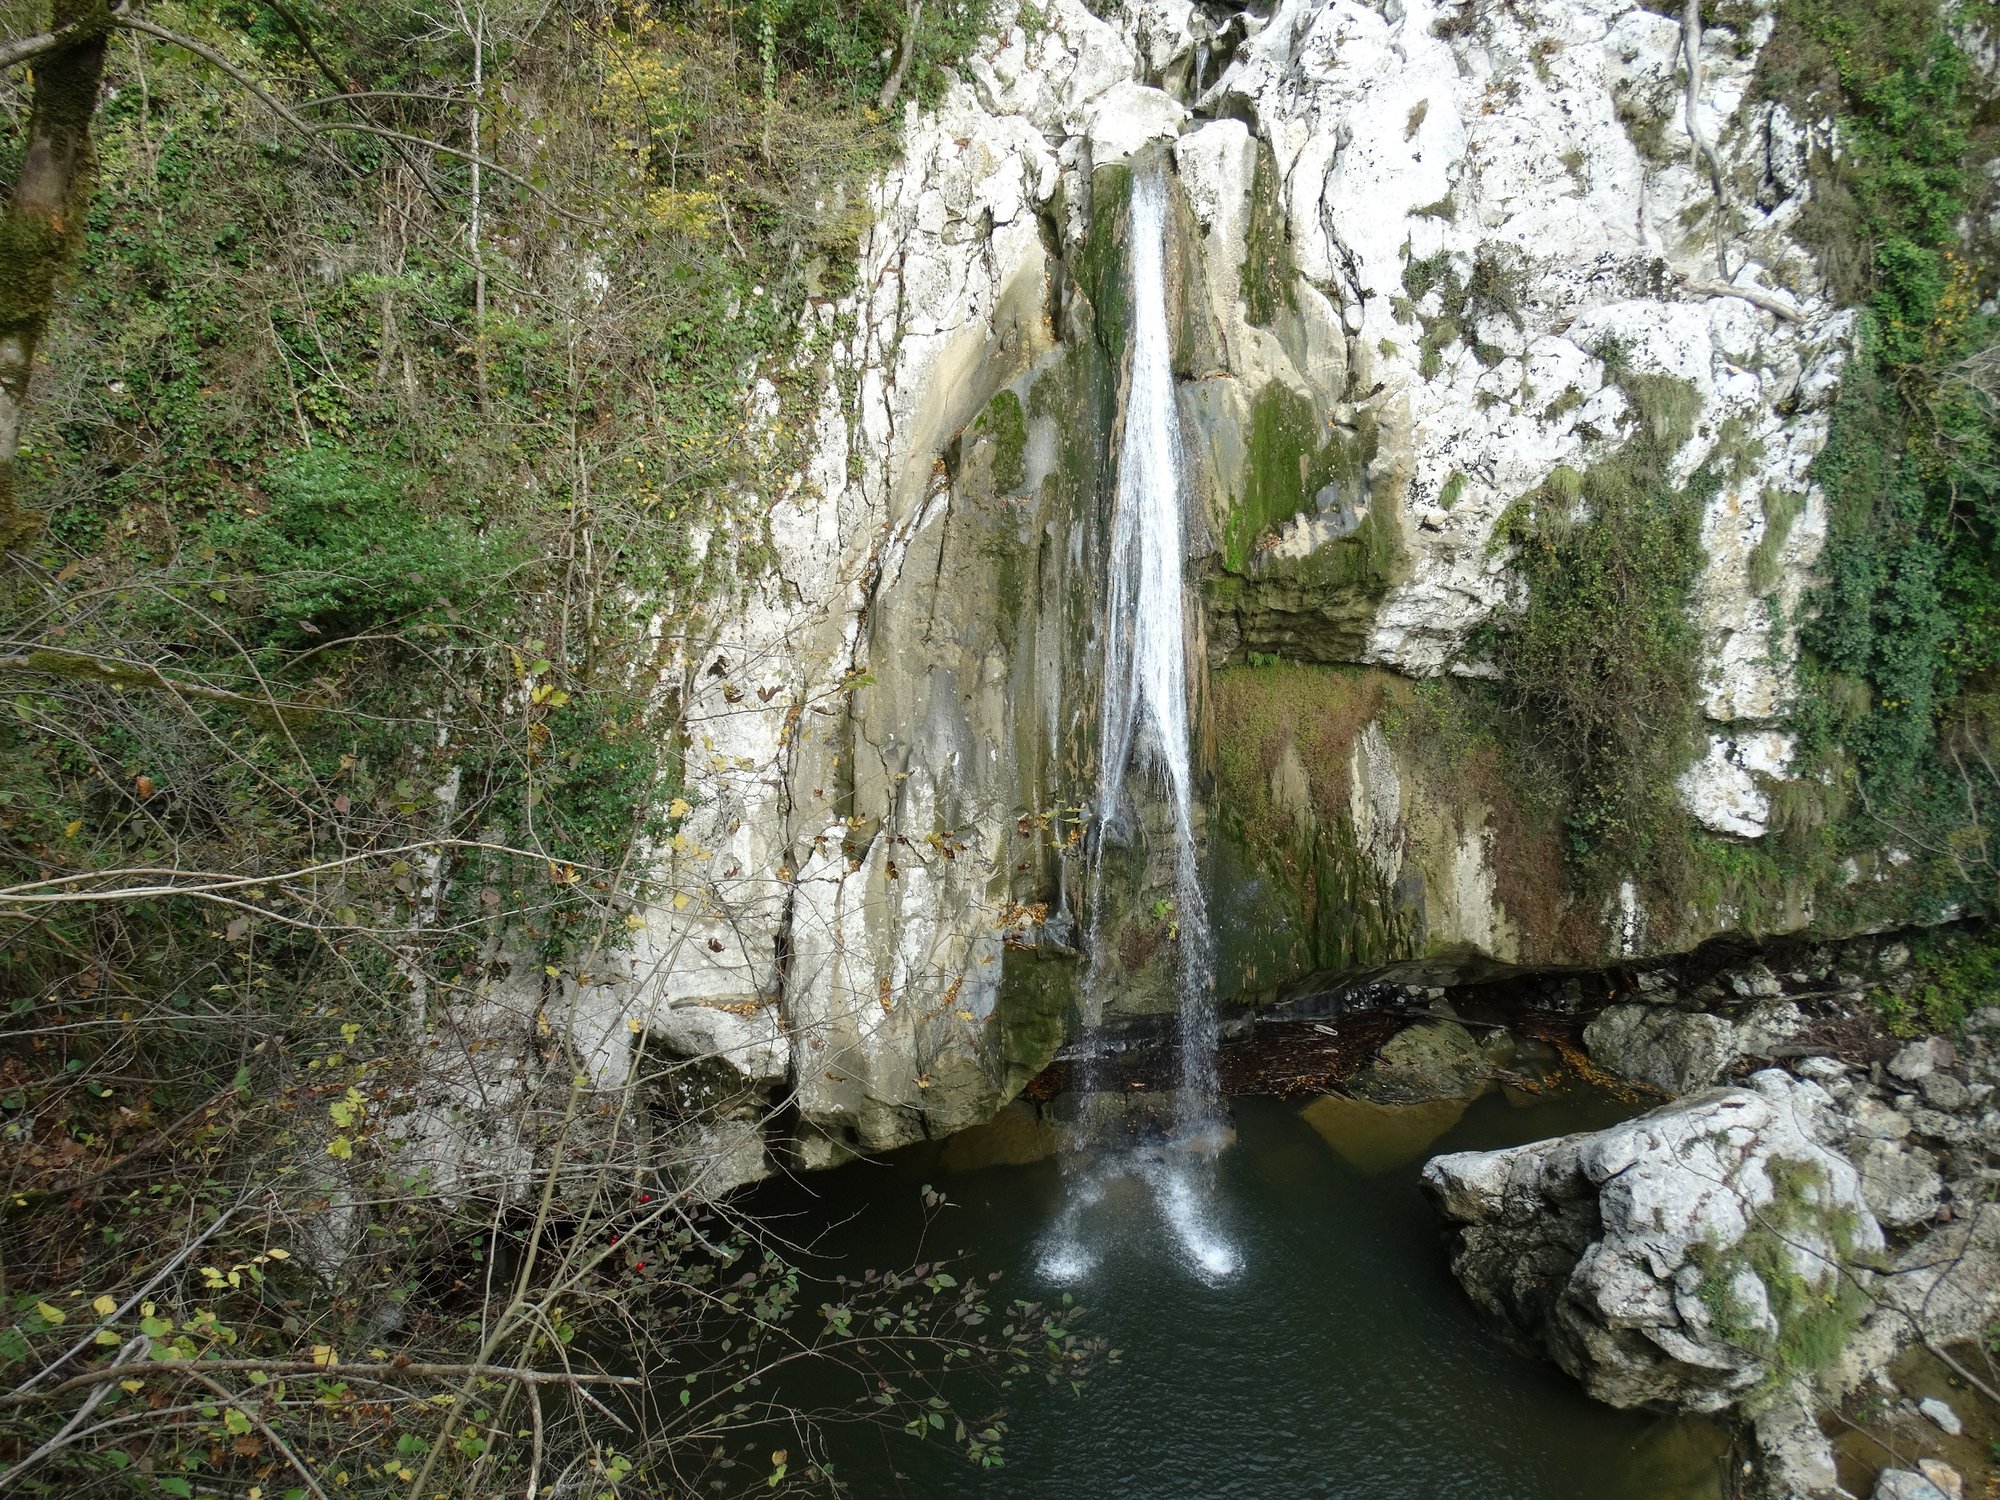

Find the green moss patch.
[
  {"left": 1240, "top": 140, "right": 1298, "bottom": 327},
  {"left": 1689, "top": 1157, "right": 1873, "bottom": 1406},
  {"left": 971, "top": 386, "right": 1029, "bottom": 493}
]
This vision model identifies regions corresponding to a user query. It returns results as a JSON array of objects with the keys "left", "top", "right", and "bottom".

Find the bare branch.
[
  {"left": 0, "top": 837, "right": 623, "bottom": 908},
  {"left": 0, "top": 1337, "right": 150, "bottom": 1489},
  {"left": 1685, "top": 279, "right": 1806, "bottom": 323},
  {"left": 184, "top": 1369, "right": 332, "bottom": 1500},
  {"left": 3, "top": 1359, "right": 643, "bottom": 1409},
  {"left": 1, "top": 646, "right": 319, "bottom": 729},
  {"left": 0, "top": 23, "right": 81, "bottom": 72}
]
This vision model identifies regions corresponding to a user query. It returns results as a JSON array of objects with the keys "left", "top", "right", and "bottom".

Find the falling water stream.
[{"left": 1040, "top": 162, "right": 1240, "bottom": 1285}]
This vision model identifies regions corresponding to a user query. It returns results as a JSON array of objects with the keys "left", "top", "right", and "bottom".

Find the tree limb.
[
  {"left": 0, "top": 22, "right": 81, "bottom": 71},
  {"left": 0, "top": 647, "right": 319, "bottom": 730},
  {"left": 0, "top": 1337, "right": 150, "bottom": 1489},
  {"left": 0, "top": 1359, "right": 643, "bottom": 1409},
  {"left": 1685, "top": 279, "right": 1806, "bottom": 323},
  {"left": 183, "top": 1369, "right": 333, "bottom": 1500},
  {"left": 115, "top": 14, "right": 318, "bottom": 140}
]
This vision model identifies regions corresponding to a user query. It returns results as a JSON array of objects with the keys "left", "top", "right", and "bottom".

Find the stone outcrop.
[
  {"left": 1422, "top": 981, "right": 2000, "bottom": 1496},
  {"left": 1584, "top": 998, "right": 1807, "bottom": 1094},
  {"left": 1422, "top": 1070, "right": 1883, "bottom": 1412}
]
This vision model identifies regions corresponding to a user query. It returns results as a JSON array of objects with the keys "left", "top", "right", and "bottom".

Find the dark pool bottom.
[{"left": 745, "top": 1086, "right": 1730, "bottom": 1500}]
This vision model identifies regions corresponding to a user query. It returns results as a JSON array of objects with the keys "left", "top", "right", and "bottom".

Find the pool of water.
[{"left": 744, "top": 1085, "right": 1729, "bottom": 1499}]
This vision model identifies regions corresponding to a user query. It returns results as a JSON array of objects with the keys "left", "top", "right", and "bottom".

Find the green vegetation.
[
  {"left": 1239, "top": 140, "right": 1297, "bottom": 327},
  {"left": 1487, "top": 371, "right": 1711, "bottom": 878},
  {"left": 1749, "top": 488, "right": 1805, "bottom": 595},
  {"left": 0, "top": 3, "right": 1106, "bottom": 1495},
  {"left": 1402, "top": 244, "right": 1525, "bottom": 379},
  {"left": 1753, "top": 0, "right": 2000, "bottom": 922},
  {"left": 1208, "top": 663, "right": 1418, "bottom": 994},
  {"left": 973, "top": 386, "right": 1029, "bottom": 492},
  {"left": 1872, "top": 924, "right": 2000, "bottom": 1036},
  {"left": 1219, "top": 384, "right": 1380, "bottom": 573}
]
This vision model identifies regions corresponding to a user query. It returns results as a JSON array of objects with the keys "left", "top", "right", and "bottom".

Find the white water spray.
[{"left": 1040, "top": 161, "right": 1239, "bottom": 1285}]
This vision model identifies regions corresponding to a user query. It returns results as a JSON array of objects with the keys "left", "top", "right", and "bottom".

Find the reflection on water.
[{"left": 745, "top": 1084, "right": 1728, "bottom": 1500}]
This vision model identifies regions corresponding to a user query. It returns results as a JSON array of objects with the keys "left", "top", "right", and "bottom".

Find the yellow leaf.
[
  {"left": 264, "top": 1249, "right": 289, "bottom": 1261},
  {"left": 668, "top": 797, "right": 693, "bottom": 818},
  {"left": 311, "top": 1345, "right": 337, "bottom": 1368},
  {"left": 63, "top": 819, "right": 81, "bottom": 839},
  {"left": 94, "top": 1330, "right": 120, "bottom": 1346},
  {"left": 93, "top": 1294, "right": 117, "bottom": 1316},
  {"left": 671, "top": 892, "right": 690, "bottom": 911},
  {"left": 326, "top": 1135, "right": 354, "bottom": 1161},
  {"left": 119, "top": 1379, "right": 143, "bottom": 1394},
  {"left": 625, "top": 1017, "right": 642, "bottom": 1034},
  {"left": 34, "top": 1301, "right": 66, "bottom": 1325},
  {"left": 624, "top": 912, "right": 647, "bottom": 930}
]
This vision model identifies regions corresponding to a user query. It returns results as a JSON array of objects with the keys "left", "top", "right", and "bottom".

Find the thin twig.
[
  {"left": 0, "top": 1336, "right": 150, "bottom": 1488},
  {"left": 3, "top": 1359, "right": 642, "bottom": 1408},
  {"left": 16, "top": 1210, "right": 235, "bottom": 1393},
  {"left": 184, "top": 1369, "right": 332, "bottom": 1500}
]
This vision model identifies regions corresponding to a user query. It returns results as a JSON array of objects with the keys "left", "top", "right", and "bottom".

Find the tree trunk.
[
  {"left": 875, "top": 0, "right": 924, "bottom": 116},
  {"left": 0, "top": 2, "right": 112, "bottom": 552}
]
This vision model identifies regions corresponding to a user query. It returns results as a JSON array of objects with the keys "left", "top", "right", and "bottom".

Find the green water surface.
[{"left": 746, "top": 1086, "right": 1727, "bottom": 1499}]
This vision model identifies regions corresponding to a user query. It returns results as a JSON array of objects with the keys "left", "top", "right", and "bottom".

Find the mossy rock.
[{"left": 1347, "top": 1020, "right": 1492, "bottom": 1105}]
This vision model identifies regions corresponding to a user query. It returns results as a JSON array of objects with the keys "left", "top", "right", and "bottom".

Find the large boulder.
[
  {"left": 1584, "top": 1001, "right": 1808, "bottom": 1094},
  {"left": 1346, "top": 1019, "right": 1492, "bottom": 1104},
  {"left": 1421, "top": 1070, "right": 1884, "bottom": 1412}
]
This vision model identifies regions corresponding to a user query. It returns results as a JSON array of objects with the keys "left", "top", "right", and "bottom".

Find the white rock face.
[
  {"left": 1849, "top": 1137, "right": 1944, "bottom": 1229},
  {"left": 1086, "top": 79, "right": 1188, "bottom": 166},
  {"left": 1424, "top": 1070, "right": 1885, "bottom": 1411},
  {"left": 1584, "top": 1004, "right": 1741, "bottom": 1094},
  {"left": 1679, "top": 730, "right": 1795, "bottom": 837},
  {"left": 521, "top": 0, "right": 1869, "bottom": 1184},
  {"left": 1207, "top": 0, "right": 1847, "bottom": 794},
  {"left": 570, "top": 0, "right": 1202, "bottom": 1181}
]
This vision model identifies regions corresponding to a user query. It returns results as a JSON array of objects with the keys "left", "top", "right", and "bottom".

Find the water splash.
[{"left": 1040, "top": 159, "right": 1238, "bottom": 1285}]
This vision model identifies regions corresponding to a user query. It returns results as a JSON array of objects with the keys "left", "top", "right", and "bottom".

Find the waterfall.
[
  {"left": 1041, "top": 161, "right": 1238, "bottom": 1285},
  {"left": 1091, "top": 164, "right": 1220, "bottom": 1133}
]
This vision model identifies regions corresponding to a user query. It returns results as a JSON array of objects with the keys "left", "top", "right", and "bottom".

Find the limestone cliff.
[{"left": 530, "top": 0, "right": 1960, "bottom": 1186}]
